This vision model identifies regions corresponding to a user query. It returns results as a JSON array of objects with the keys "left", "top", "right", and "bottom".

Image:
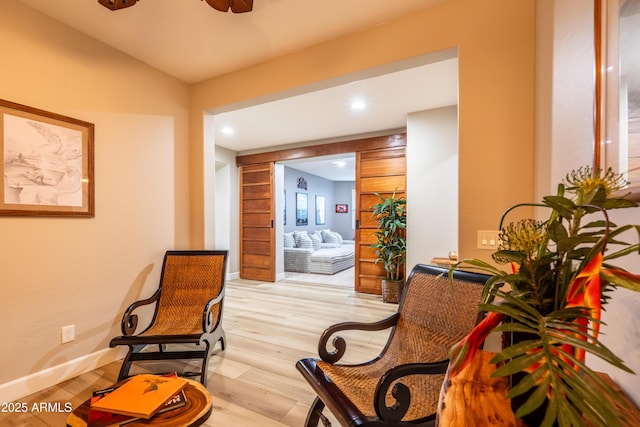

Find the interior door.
[
  {"left": 239, "top": 162, "right": 276, "bottom": 281},
  {"left": 355, "top": 146, "right": 406, "bottom": 294}
]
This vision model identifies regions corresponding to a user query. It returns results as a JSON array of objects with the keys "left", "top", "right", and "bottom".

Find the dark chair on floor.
[
  {"left": 296, "top": 264, "right": 490, "bottom": 427},
  {"left": 110, "top": 250, "right": 228, "bottom": 386}
]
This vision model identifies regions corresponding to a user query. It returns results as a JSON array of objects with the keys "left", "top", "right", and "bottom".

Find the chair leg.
[
  {"left": 219, "top": 331, "right": 226, "bottom": 351},
  {"left": 305, "top": 396, "right": 331, "bottom": 427},
  {"left": 117, "top": 344, "right": 145, "bottom": 381},
  {"left": 199, "top": 341, "right": 212, "bottom": 387}
]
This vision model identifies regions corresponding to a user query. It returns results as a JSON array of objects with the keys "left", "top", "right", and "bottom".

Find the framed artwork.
[
  {"left": 315, "top": 195, "right": 325, "bottom": 225},
  {"left": 296, "top": 192, "right": 308, "bottom": 226},
  {"left": 595, "top": 0, "right": 640, "bottom": 200},
  {"left": 297, "top": 176, "right": 307, "bottom": 190},
  {"left": 1, "top": 99, "right": 95, "bottom": 216},
  {"left": 335, "top": 203, "right": 348, "bottom": 213}
]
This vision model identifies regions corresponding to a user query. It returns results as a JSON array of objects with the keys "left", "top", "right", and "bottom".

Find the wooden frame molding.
[{"left": 235, "top": 133, "right": 406, "bottom": 166}]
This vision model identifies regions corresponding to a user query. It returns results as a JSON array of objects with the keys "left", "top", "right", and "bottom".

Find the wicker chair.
[
  {"left": 110, "top": 250, "right": 228, "bottom": 386},
  {"left": 296, "top": 264, "right": 490, "bottom": 427}
]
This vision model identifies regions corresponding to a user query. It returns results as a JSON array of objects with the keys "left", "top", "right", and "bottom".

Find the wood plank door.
[
  {"left": 239, "top": 162, "right": 276, "bottom": 281},
  {"left": 355, "top": 146, "right": 406, "bottom": 294}
]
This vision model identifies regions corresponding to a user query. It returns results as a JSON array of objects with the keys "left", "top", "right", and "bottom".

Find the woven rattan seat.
[
  {"left": 110, "top": 250, "right": 228, "bottom": 386},
  {"left": 296, "top": 264, "right": 489, "bottom": 427}
]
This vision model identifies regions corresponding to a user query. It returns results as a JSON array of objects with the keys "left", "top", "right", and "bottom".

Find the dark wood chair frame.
[
  {"left": 109, "top": 250, "right": 228, "bottom": 386},
  {"left": 296, "top": 264, "right": 490, "bottom": 427}
]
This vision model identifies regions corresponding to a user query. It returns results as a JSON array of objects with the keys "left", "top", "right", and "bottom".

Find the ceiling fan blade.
[
  {"left": 205, "top": 0, "right": 230, "bottom": 12},
  {"left": 230, "top": 0, "right": 253, "bottom": 13},
  {"left": 98, "top": 0, "right": 138, "bottom": 11}
]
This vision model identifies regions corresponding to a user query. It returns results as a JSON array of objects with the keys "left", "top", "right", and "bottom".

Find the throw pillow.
[
  {"left": 333, "top": 231, "right": 343, "bottom": 245},
  {"left": 283, "top": 232, "right": 295, "bottom": 248},
  {"left": 322, "top": 229, "right": 338, "bottom": 245},
  {"left": 309, "top": 232, "right": 322, "bottom": 251},
  {"left": 294, "top": 231, "right": 314, "bottom": 250}
]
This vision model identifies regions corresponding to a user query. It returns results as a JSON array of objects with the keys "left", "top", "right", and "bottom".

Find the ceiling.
[
  {"left": 17, "top": 0, "right": 458, "bottom": 179},
  {"left": 280, "top": 153, "right": 356, "bottom": 182}
]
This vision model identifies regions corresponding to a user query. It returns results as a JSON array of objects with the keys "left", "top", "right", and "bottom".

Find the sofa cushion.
[
  {"left": 334, "top": 231, "right": 343, "bottom": 245},
  {"left": 284, "top": 239, "right": 355, "bottom": 274},
  {"left": 284, "top": 232, "right": 295, "bottom": 248},
  {"left": 310, "top": 246, "right": 354, "bottom": 262},
  {"left": 294, "top": 231, "right": 314, "bottom": 250},
  {"left": 321, "top": 229, "right": 339, "bottom": 245},
  {"left": 309, "top": 231, "right": 322, "bottom": 251}
]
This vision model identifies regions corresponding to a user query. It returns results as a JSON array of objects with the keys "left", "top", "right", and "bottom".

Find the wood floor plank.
[{"left": 2, "top": 274, "right": 397, "bottom": 426}]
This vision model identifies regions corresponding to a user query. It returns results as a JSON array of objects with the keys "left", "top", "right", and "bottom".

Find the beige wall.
[
  {"left": 1, "top": 0, "right": 536, "bottom": 401},
  {"left": 0, "top": 1, "right": 190, "bottom": 396},
  {"left": 191, "top": 0, "right": 536, "bottom": 271}
]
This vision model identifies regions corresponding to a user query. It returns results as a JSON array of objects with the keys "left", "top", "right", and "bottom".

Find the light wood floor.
[{"left": 1, "top": 272, "right": 396, "bottom": 426}]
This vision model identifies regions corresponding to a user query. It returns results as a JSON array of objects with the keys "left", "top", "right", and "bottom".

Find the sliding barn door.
[
  {"left": 355, "top": 146, "right": 406, "bottom": 294},
  {"left": 239, "top": 162, "right": 276, "bottom": 281}
]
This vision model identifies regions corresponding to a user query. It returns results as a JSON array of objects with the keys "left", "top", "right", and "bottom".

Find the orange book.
[{"left": 90, "top": 374, "right": 188, "bottom": 419}]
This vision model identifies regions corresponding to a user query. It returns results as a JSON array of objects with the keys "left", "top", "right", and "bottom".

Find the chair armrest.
[
  {"left": 318, "top": 313, "right": 400, "bottom": 363},
  {"left": 120, "top": 289, "right": 161, "bottom": 336},
  {"left": 374, "top": 360, "right": 450, "bottom": 422},
  {"left": 202, "top": 289, "right": 225, "bottom": 333}
]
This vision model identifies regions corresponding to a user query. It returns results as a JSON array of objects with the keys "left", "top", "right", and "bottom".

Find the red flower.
[
  {"left": 449, "top": 311, "right": 504, "bottom": 377},
  {"left": 564, "top": 253, "right": 603, "bottom": 364}
]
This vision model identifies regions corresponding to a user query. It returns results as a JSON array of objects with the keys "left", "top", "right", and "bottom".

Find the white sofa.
[{"left": 284, "top": 230, "right": 355, "bottom": 274}]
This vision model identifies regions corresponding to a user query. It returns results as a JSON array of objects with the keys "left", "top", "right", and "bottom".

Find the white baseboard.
[
  {"left": 0, "top": 347, "right": 124, "bottom": 403},
  {"left": 227, "top": 271, "right": 240, "bottom": 281}
]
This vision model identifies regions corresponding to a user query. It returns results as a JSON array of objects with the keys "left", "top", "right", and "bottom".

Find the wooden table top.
[
  {"left": 436, "top": 350, "right": 640, "bottom": 427},
  {"left": 66, "top": 378, "right": 212, "bottom": 427}
]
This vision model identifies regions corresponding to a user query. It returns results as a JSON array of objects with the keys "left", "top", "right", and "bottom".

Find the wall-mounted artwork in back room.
[{"left": 296, "top": 192, "right": 308, "bottom": 226}]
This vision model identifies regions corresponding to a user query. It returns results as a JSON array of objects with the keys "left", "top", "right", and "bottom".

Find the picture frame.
[
  {"left": 1, "top": 99, "right": 95, "bottom": 216},
  {"left": 595, "top": 0, "right": 640, "bottom": 200},
  {"left": 335, "top": 203, "right": 348, "bottom": 213},
  {"left": 315, "top": 195, "right": 325, "bottom": 225},
  {"left": 296, "top": 192, "right": 308, "bottom": 226}
]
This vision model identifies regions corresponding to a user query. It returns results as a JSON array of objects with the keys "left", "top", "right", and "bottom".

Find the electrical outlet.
[
  {"left": 477, "top": 230, "right": 500, "bottom": 250},
  {"left": 61, "top": 325, "right": 75, "bottom": 344}
]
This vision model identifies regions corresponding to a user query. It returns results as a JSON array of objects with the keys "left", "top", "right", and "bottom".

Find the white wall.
[
  {"left": 536, "top": 0, "right": 640, "bottom": 405},
  {"left": 333, "top": 181, "right": 356, "bottom": 240},
  {"left": 275, "top": 163, "right": 285, "bottom": 280},
  {"left": 214, "top": 161, "right": 231, "bottom": 250},
  {"left": 213, "top": 145, "right": 240, "bottom": 277},
  {"left": 406, "top": 106, "right": 458, "bottom": 268}
]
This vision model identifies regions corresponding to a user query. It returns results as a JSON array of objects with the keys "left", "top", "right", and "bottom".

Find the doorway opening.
[{"left": 276, "top": 153, "right": 356, "bottom": 287}]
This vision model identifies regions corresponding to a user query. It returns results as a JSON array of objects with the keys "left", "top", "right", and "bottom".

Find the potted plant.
[
  {"left": 447, "top": 166, "right": 640, "bottom": 427},
  {"left": 370, "top": 191, "right": 407, "bottom": 303}
]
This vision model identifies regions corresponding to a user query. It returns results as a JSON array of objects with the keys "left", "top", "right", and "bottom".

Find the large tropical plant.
[
  {"left": 447, "top": 166, "right": 640, "bottom": 427},
  {"left": 370, "top": 191, "right": 407, "bottom": 281}
]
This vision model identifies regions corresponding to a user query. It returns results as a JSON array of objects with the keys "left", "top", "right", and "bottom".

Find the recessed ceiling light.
[
  {"left": 332, "top": 160, "right": 347, "bottom": 167},
  {"left": 351, "top": 100, "right": 366, "bottom": 110},
  {"left": 221, "top": 126, "right": 234, "bottom": 135}
]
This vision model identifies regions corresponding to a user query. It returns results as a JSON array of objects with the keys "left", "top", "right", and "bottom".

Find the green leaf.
[
  {"left": 543, "top": 195, "right": 576, "bottom": 218},
  {"left": 602, "top": 197, "right": 639, "bottom": 209},
  {"left": 492, "top": 352, "right": 545, "bottom": 377},
  {"left": 490, "top": 339, "right": 542, "bottom": 363},
  {"left": 513, "top": 379, "right": 551, "bottom": 418},
  {"left": 506, "top": 364, "right": 548, "bottom": 398},
  {"left": 601, "top": 269, "right": 640, "bottom": 293}
]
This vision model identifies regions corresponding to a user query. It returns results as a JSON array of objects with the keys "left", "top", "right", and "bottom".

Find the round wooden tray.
[{"left": 66, "top": 378, "right": 212, "bottom": 427}]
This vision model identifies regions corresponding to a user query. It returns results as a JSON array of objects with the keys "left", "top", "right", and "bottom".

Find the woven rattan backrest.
[
  {"left": 387, "top": 264, "right": 487, "bottom": 365},
  {"left": 151, "top": 251, "right": 227, "bottom": 335}
]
